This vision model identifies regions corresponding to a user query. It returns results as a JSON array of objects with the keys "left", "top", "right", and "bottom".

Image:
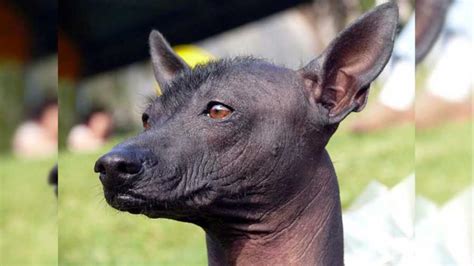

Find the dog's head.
[{"left": 95, "top": 3, "right": 398, "bottom": 224}]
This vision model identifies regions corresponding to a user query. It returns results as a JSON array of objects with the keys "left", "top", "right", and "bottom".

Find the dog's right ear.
[
  {"left": 299, "top": 2, "right": 398, "bottom": 125},
  {"left": 149, "top": 30, "right": 190, "bottom": 92}
]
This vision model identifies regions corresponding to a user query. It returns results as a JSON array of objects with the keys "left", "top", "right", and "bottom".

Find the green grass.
[
  {"left": 330, "top": 122, "right": 414, "bottom": 208},
  {"left": 416, "top": 121, "right": 472, "bottom": 204},
  {"left": 2, "top": 121, "right": 469, "bottom": 265},
  {"left": 0, "top": 156, "right": 58, "bottom": 266},
  {"left": 58, "top": 121, "right": 415, "bottom": 265}
]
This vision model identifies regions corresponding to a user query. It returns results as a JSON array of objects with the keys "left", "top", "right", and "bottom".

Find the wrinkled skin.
[{"left": 95, "top": 3, "right": 398, "bottom": 265}]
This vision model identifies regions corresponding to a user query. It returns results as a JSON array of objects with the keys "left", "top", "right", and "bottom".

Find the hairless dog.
[{"left": 95, "top": 3, "right": 398, "bottom": 265}]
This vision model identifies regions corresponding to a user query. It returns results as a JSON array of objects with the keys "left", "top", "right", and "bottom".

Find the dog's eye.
[
  {"left": 206, "top": 102, "right": 233, "bottom": 119},
  {"left": 142, "top": 113, "right": 150, "bottom": 129}
]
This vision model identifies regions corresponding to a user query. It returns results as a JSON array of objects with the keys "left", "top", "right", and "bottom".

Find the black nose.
[{"left": 94, "top": 149, "right": 144, "bottom": 188}]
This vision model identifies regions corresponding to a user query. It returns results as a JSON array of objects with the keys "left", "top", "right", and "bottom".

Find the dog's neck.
[{"left": 204, "top": 150, "right": 344, "bottom": 266}]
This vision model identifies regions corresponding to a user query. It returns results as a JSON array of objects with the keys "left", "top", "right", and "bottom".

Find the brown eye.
[
  {"left": 142, "top": 113, "right": 150, "bottom": 129},
  {"left": 207, "top": 102, "right": 233, "bottom": 119}
]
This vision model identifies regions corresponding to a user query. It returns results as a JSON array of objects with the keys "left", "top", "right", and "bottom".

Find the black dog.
[{"left": 95, "top": 3, "right": 398, "bottom": 265}]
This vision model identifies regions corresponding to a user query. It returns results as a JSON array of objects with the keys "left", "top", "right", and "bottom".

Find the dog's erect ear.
[
  {"left": 149, "top": 30, "right": 190, "bottom": 91},
  {"left": 299, "top": 2, "right": 398, "bottom": 124}
]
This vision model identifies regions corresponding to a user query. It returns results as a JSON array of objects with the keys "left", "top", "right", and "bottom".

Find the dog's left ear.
[
  {"left": 300, "top": 2, "right": 398, "bottom": 124},
  {"left": 149, "top": 30, "right": 190, "bottom": 92}
]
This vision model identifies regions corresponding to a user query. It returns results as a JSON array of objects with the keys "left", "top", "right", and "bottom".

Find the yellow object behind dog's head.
[{"left": 154, "top": 45, "right": 214, "bottom": 95}]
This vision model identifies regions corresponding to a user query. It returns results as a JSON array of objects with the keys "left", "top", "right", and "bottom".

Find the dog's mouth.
[
  {"left": 103, "top": 183, "right": 214, "bottom": 220},
  {"left": 104, "top": 189, "right": 149, "bottom": 214},
  {"left": 103, "top": 188, "right": 190, "bottom": 219}
]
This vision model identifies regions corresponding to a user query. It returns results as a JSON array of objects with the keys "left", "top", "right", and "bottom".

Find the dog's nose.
[{"left": 94, "top": 149, "right": 144, "bottom": 188}]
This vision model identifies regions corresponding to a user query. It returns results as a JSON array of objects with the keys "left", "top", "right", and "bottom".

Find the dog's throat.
[{"left": 204, "top": 151, "right": 344, "bottom": 266}]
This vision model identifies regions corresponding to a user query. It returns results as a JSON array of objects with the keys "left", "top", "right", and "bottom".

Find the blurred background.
[
  {"left": 0, "top": 0, "right": 471, "bottom": 265},
  {"left": 0, "top": 0, "right": 58, "bottom": 265}
]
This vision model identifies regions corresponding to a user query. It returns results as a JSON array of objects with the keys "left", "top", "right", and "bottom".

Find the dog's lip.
[
  {"left": 108, "top": 192, "right": 173, "bottom": 217},
  {"left": 105, "top": 190, "right": 149, "bottom": 214},
  {"left": 115, "top": 193, "right": 144, "bottom": 202}
]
